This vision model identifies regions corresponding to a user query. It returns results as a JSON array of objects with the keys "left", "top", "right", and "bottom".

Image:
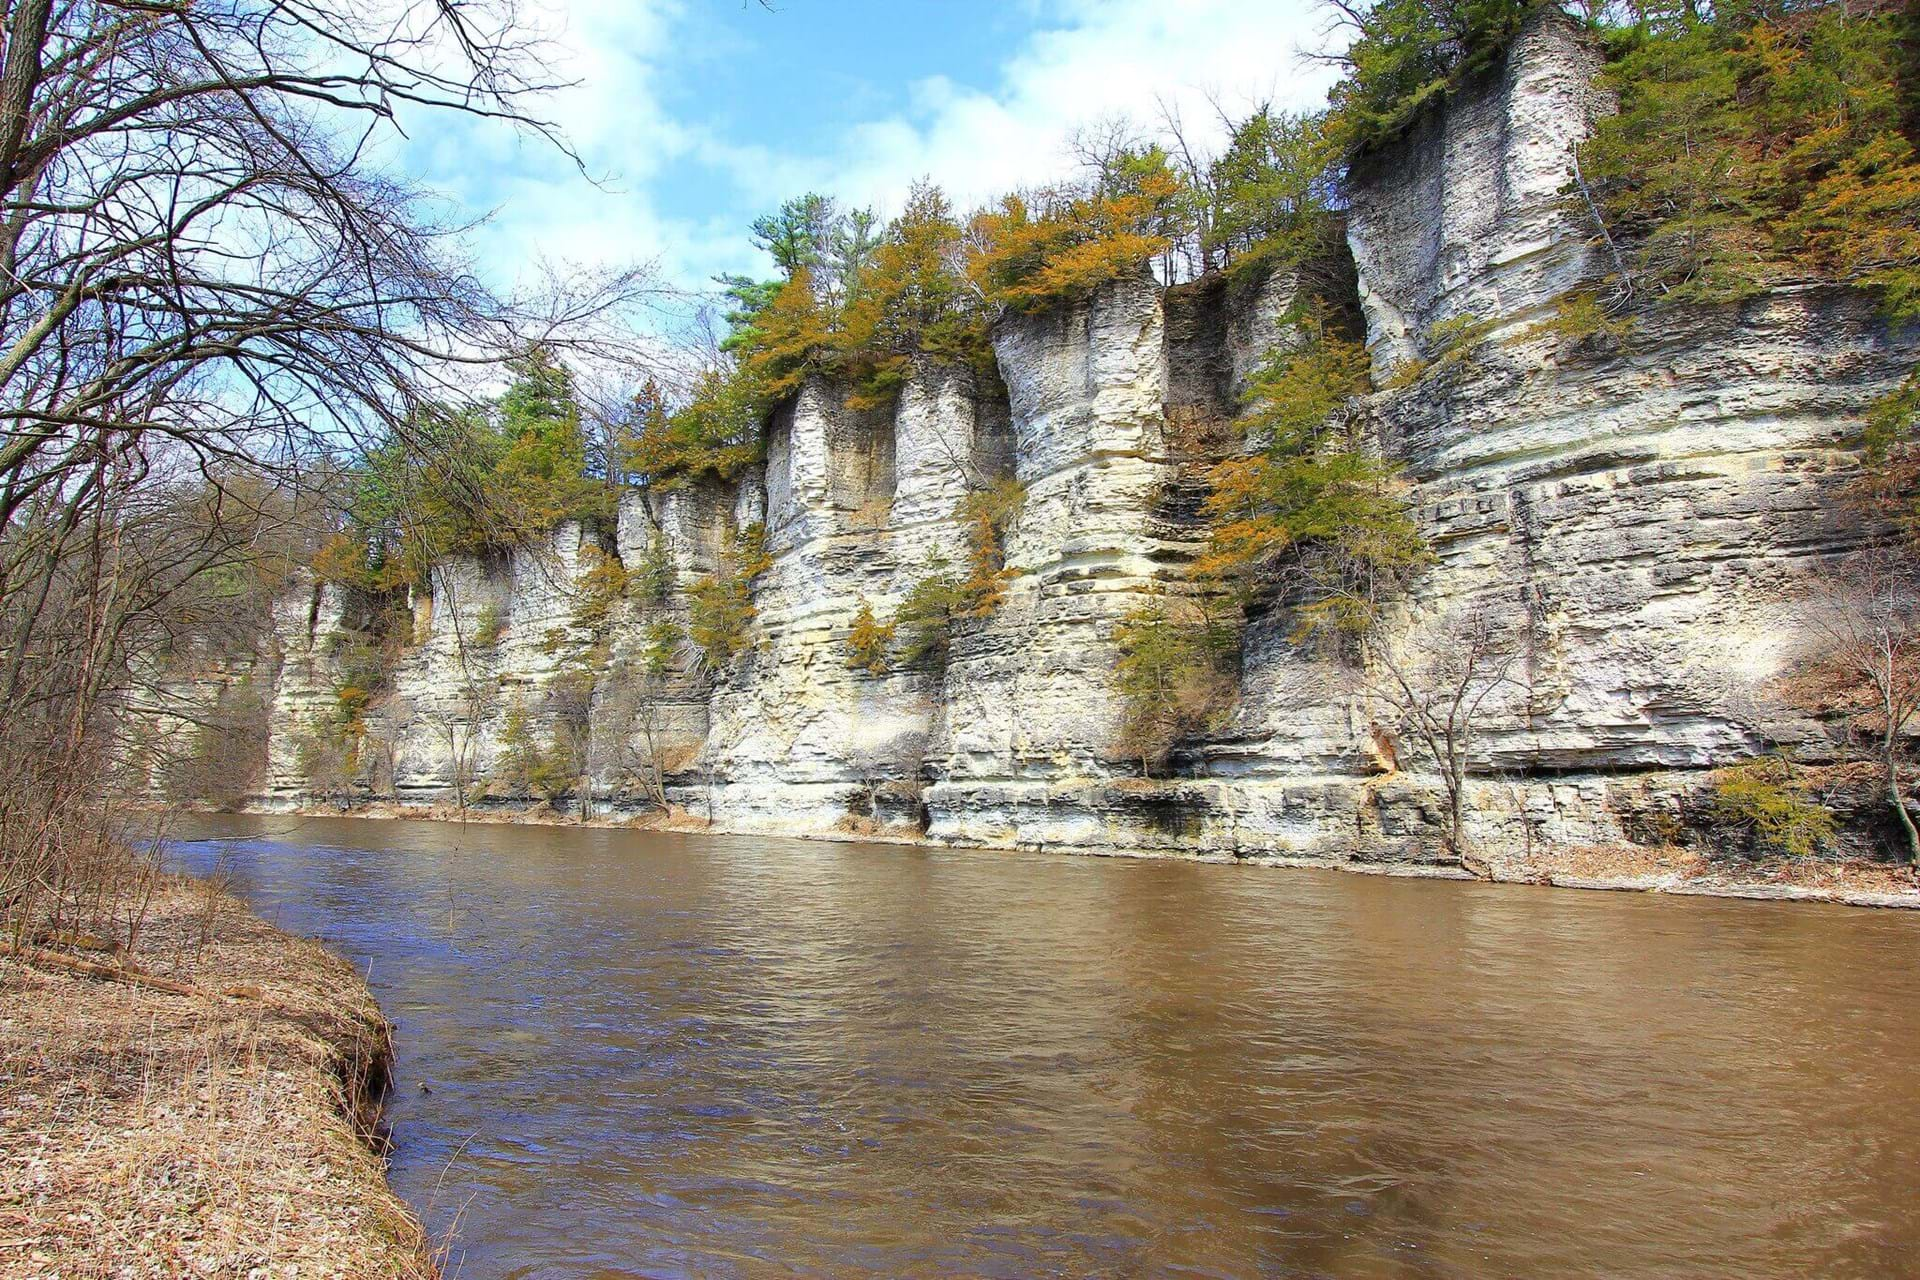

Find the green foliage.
[
  {"left": 687, "top": 523, "right": 770, "bottom": 672},
  {"left": 318, "top": 346, "right": 607, "bottom": 591},
  {"left": 1195, "top": 318, "right": 1430, "bottom": 642},
  {"left": 1326, "top": 0, "right": 1541, "bottom": 154},
  {"left": 1113, "top": 590, "right": 1237, "bottom": 775},
  {"left": 689, "top": 572, "right": 755, "bottom": 672},
  {"left": 644, "top": 618, "right": 683, "bottom": 676},
  {"left": 836, "top": 182, "right": 993, "bottom": 408},
  {"left": 497, "top": 697, "right": 538, "bottom": 798},
  {"left": 634, "top": 530, "right": 675, "bottom": 601},
  {"left": 1866, "top": 369, "right": 1920, "bottom": 467},
  {"left": 1582, "top": 3, "right": 1920, "bottom": 313},
  {"left": 1515, "top": 290, "right": 1636, "bottom": 348},
  {"left": 895, "top": 565, "right": 967, "bottom": 672},
  {"left": 1710, "top": 757, "right": 1837, "bottom": 858},
  {"left": 571, "top": 545, "right": 629, "bottom": 636},
  {"left": 322, "top": 624, "right": 401, "bottom": 733},
  {"left": 1861, "top": 369, "right": 1920, "bottom": 548},
  {"left": 957, "top": 477, "right": 1025, "bottom": 617},
  {"left": 845, "top": 598, "right": 896, "bottom": 674},
  {"left": 1425, "top": 313, "right": 1498, "bottom": 366},
  {"left": 526, "top": 744, "right": 579, "bottom": 803},
  {"left": 1205, "top": 108, "right": 1343, "bottom": 280},
  {"left": 626, "top": 366, "right": 768, "bottom": 487},
  {"left": 472, "top": 601, "right": 507, "bottom": 648}
]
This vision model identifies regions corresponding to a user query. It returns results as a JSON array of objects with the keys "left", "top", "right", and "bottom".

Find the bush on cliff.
[
  {"left": 1113, "top": 590, "right": 1238, "bottom": 776},
  {"left": 1581, "top": 1, "right": 1920, "bottom": 315},
  {"left": 1194, "top": 316, "right": 1429, "bottom": 644},
  {"left": 845, "top": 599, "right": 896, "bottom": 675},
  {"left": 894, "top": 566, "right": 967, "bottom": 672},
  {"left": 1323, "top": 0, "right": 1544, "bottom": 154},
  {"left": 1203, "top": 107, "right": 1347, "bottom": 284},
  {"left": 1709, "top": 757, "right": 1838, "bottom": 859},
  {"left": 835, "top": 182, "right": 994, "bottom": 409},
  {"left": 688, "top": 524, "right": 771, "bottom": 673}
]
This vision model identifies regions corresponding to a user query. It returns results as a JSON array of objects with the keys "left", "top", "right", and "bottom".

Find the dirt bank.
[{"left": 0, "top": 881, "right": 434, "bottom": 1277}]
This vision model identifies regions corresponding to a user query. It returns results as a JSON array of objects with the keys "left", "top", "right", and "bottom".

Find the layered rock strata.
[{"left": 234, "top": 10, "right": 1917, "bottom": 864}]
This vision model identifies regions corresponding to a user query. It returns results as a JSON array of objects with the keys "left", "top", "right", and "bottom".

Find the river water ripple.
[{"left": 170, "top": 815, "right": 1920, "bottom": 1279}]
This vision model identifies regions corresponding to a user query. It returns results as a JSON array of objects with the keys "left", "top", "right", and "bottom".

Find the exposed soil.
[{"left": 0, "top": 881, "right": 435, "bottom": 1277}]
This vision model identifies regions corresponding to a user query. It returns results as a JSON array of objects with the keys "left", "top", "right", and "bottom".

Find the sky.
[{"left": 398, "top": 0, "right": 1343, "bottom": 312}]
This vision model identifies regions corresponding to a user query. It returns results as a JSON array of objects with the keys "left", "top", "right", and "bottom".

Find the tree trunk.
[
  {"left": 1448, "top": 756, "right": 1490, "bottom": 878},
  {"left": 1886, "top": 730, "right": 1919, "bottom": 863}
]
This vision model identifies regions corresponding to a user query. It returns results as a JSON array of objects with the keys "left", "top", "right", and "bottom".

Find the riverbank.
[
  {"left": 0, "top": 880, "right": 435, "bottom": 1276},
  {"left": 213, "top": 799, "right": 1920, "bottom": 910}
]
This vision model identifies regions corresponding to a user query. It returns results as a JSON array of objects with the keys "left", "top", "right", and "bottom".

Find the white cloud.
[
  {"left": 421, "top": 0, "right": 1343, "bottom": 310},
  {"left": 722, "top": 0, "right": 1342, "bottom": 215}
]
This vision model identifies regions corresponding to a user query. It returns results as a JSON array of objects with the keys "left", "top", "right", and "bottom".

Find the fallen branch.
[{"left": 0, "top": 940, "right": 200, "bottom": 997}]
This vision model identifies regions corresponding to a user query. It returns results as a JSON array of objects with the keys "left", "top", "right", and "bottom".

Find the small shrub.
[
  {"left": 1425, "top": 313, "right": 1497, "bottom": 369},
  {"left": 1379, "top": 356, "right": 1428, "bottom": 391},
  {"left": 1113, "top": 590, "right": 1236, "bottom": 775},
  {"left": 496, "top": 697, "right": 538, "bottom": 798},
  {"left": 688, "top": 522, "right": 774, "bottom": 672},
  {"left": 958, "top": 478, "right": 1024, "bottom": 618},
  {"left": 634, "top": 530, "right": 675, "bottom": 602},
  {"left": 1514, "top": 292, "right": 1634, "bottom": 350},
  {"left": 572, "top": 545, "right": 629, "bottom": 635},
  {"left": 1709, "top": 757, "right": 1837, "bottom": 858},
  {"left": 845, "top": 598, "right": 896, "bottom": 674},
  {"left": 965, "top": 148, "right": 1185, "bottom": 311},
  {"left": 644, "top": 618, "right": 683, "bottom": 677},
  {"left": 734, "top": 522, "right": 773, "bottom": 578},
  {"left": 895, "top": 566, "right": 966, "bottom": 672},
  {"left": 472, "top": 600, "right": 507, "bottom": 647},
  {"left": 1193, "top": 322, "right": 1428, "bottom": 645}
]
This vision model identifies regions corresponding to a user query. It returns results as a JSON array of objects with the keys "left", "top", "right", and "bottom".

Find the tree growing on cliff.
[
  {"left": 1363, "top": 604, "right": 1526, "bottom": 873},
  {"left": 835, "top": 182, "right": 993, "bottom": 409},
  {"left": 1322, "top": 0, "right": 1541, "bottom": 153},
  {"left": 1203, "top": 106, "right": 1345, "bottom": 283},
  {"left": 1195, "top": 318, "right": 1429, "bottom": 645},
  {"left": 845, "top": 600, "right": 897, "bottom": 675},
  {"left": 1113, "top": 590, "right": 1238, "bottom": 776},
  {"left": 1797, "top": 549, "right": 1920, "bottom": 862},
  {"left": 688, "top": 524, "right": 771, "bottom": 673},
  {"left": 966, "top": 146, "right": 1189, "bottom": 310}
]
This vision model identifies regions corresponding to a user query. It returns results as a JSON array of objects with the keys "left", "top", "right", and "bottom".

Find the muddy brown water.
[{"left": 169, "top": 815, "right": 1920, "bottom": 1279}]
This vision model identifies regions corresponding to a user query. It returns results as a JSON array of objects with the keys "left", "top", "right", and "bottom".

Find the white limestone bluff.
[{"left": 199, "top": 11, "right": 1920, "bottom": 864}]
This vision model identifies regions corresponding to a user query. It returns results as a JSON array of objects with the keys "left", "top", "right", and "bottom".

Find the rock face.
[{"left": 229, "top": 10, "right": 1917, "bottom": 864}]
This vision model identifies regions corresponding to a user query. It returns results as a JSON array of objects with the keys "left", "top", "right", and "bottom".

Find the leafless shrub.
[
  {"left": 1361, "top": 602, "right": 1526, "bottom": 873},
  {"left": 1795, "top": 546, "right": 1920, "bottom": 861}
]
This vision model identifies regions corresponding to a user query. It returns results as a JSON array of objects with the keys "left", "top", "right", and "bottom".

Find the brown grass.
[
  {"left": 1521, "top": 842, "right": 1920, "bottom": 897},
  {"left": 0, "top": 880, "right": 434, "bottom": 1278}
]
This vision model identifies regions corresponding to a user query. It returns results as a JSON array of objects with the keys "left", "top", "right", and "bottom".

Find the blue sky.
[{"left": 398, "top": 0, "right": 1340, "bottom": 303}]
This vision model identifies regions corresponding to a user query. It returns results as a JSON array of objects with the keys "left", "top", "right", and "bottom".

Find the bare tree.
[
  {"left": 1363, "top": 603, "right": 1525, "bottom": 874},
  {"left": 0, "top": 0, "right": 646, "bottom": 939},
  {"left": 362, "top": 692, "right": 415, "bottom": 800},
  {"left": 1800, "top": 548, "right": 1920, "bottom": 862}
]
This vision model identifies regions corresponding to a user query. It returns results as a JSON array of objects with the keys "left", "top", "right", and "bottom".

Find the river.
[{"left": 169, "top": 814, "right": 1920, "bottom": 1279}]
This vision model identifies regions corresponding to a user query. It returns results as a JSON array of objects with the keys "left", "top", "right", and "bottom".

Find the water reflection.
[{"left": 170, "top": 815, "right": 1920, "bottom": 1279}]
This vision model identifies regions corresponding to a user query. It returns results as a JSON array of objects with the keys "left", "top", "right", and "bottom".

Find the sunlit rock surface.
[{"left": 237, "top": 10, "right": 1917, "bottom": 863}]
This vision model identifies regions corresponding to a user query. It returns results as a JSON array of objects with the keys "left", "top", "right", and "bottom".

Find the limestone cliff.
[{"left": 232, "top": 11, "right": 1917, "bottom": 865}]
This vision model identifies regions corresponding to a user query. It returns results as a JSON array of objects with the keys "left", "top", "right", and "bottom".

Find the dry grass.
[
  {"left": 0, "top": 880, "right": 434, "bottom": 1278},
  {"left": 1520, "top": 842, "right": 1920, "bottom": 898}
]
